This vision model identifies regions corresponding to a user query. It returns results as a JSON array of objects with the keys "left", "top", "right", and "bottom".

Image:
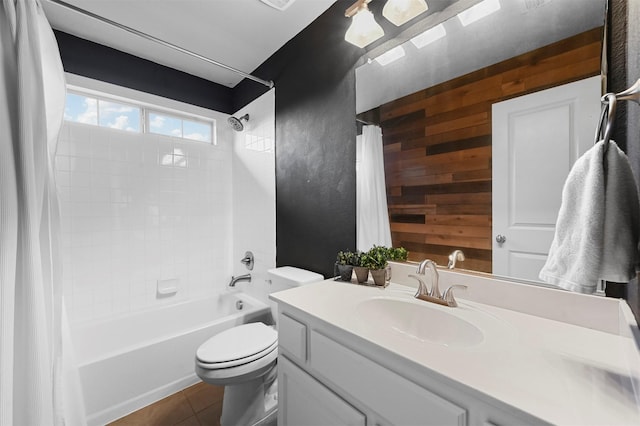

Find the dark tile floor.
[{"left": 109, "top": 382, "right": 223, "bottom": 426}]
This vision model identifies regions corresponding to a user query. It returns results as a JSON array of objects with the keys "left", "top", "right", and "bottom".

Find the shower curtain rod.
[
  {"left": 48, "top": 0, "right": 275, "bottom": 89},
  {"left": 356, "top": 118, "right": 375, "bottom": 125}
]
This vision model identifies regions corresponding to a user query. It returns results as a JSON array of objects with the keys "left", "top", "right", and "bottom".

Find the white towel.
[{"left": 539, "top": 140, "right": 640, "bottom": 293}]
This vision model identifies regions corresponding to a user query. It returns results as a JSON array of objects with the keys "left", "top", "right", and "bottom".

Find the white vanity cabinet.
[
  {"left": 276, "top": 308, "right": 542, "bottom": 426},
  {"left": 278, "top": 312, "right": 366, "bottom": 426},
  {"left": 272, "top": 277, "right": 640, "bottom": 425},
  {"left": 278, "top": 356, "right": 366, "bottom": 426}
]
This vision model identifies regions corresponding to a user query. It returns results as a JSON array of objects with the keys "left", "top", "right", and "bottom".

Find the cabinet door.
[
  {"left": 310, "top": 330, "right": 467, "bottom": 426},
  {"left": 278, "top": 356, "right": 366, "bottom": 426}
]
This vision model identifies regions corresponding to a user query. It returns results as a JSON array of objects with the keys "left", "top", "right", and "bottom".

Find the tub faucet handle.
[{"left": 240, "top": 251, "right": 254, "bottom": 270}]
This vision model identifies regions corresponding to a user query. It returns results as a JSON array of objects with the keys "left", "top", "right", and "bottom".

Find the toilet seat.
[
  {"left": 196, "top": 341, "right": 277, "bottom": 369},
  {"left": 196, "top": 322, "right": 277, "bottom": 370}
]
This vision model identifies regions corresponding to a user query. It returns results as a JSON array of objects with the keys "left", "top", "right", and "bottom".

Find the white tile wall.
[
  {"left": 56, "top": 75, "right": 276, "bottom": 324},
  {"left": 231, "top": 89, "right": 277, "bottom": 306},
  {"left": 57, "top": 113, "right": 233, "bottom": 323}
]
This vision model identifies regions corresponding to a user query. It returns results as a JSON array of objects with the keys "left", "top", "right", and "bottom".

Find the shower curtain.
[
  {"left": 0, "top": 1, "right": 85, "bottom": 425},
  {"left": 356, "top": 125, "right": 392, "bottom": 251}
]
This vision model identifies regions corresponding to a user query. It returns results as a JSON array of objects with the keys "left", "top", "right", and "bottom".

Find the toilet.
[{"left": 195, "top": 266, "right": 324, "bottom": 426}]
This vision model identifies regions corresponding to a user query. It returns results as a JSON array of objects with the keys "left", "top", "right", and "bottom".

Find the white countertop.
[{"left": 271, "top": 278, "right": 640, "bottom": 425}]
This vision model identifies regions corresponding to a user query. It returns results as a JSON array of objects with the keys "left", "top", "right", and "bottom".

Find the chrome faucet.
[
  {"left": 410, "top": 259, "right": 467, "bottom": 307},
  {"left": 447, "top": 250, "right": 465, "bottom": 269},
  {"left": 408, "top": 274, "right": 429, "bottom": 298},
  {"left": 416, "top": 259, "right": 440, "bottom": 299},
  {"left": 442, "top": 285, "right": 467, "bottom": 307},
  {"left": 229, "top": 273, "right": 251, "bottom": 287}
]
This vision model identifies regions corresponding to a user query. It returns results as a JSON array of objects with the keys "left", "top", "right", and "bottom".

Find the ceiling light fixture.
[
  {"left": 410, "top": 22, "right": 446, "bottom": 48},
  {"left": 345, "top": 0, "right": 385, "bottom": 48},
  {"left": 457, "top": 0, "right": 501, "bottom": 27},
  {"left": 382, "top": 0, "right": 428, "bottom": 26}
]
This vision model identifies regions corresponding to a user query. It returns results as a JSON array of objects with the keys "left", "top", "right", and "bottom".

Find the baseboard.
[{"left": 86, "top": 374, "right": 200, "bottom": 426}]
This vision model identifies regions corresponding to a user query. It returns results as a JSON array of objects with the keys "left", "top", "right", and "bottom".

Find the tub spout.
[{"left": 229, "top": 273, "right": 251, "bottom": 287}]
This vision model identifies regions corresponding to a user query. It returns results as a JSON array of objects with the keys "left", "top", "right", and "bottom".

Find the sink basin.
[{"left": 354, "top": 297, "right": 484, "bottom": 348}]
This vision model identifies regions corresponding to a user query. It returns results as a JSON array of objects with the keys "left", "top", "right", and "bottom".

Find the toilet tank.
[{"left": 267, "top": 267, "right": 324, "bottom": 326}]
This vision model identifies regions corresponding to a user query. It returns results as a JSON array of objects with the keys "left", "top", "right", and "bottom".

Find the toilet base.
[{"left": 220, "top": 366, "right": 277, "bottom": 426}]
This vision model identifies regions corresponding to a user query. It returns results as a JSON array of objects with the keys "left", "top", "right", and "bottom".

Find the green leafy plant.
[
  {"left": 336, "top": 250, "right": 355, "bottom": 265},
  {"left": 361, "top": 246, "right": 389, "bottom": 270},
  {"left": 350, "top": 250, "right": 363, "bottom": 267},
  {"left": 388, "top": 247, "right": 408, "bottom": 261}
]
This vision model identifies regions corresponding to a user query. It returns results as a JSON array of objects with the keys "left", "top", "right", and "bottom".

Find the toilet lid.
[{"left": 196, "top": 322, "right": 277, "bottom": 365}]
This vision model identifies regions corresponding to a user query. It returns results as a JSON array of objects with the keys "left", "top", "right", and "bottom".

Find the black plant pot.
[{"left": 335, "top": 263, "right": 354, "bottom": 281}]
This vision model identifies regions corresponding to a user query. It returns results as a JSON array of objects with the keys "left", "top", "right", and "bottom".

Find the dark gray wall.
[
  {"left": 54, "top": 30, "right": 234, "bottom": 114},
  {"left": 238, "top": 1, "right": 364, "bottom": 277},
  {"left": 609, "top": 0, "right": 640, "bottom": 322}
]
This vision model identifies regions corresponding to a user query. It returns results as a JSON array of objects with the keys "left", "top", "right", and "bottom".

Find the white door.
[{"left": 492, "top": 76, "right": 601, "bottom": 282}]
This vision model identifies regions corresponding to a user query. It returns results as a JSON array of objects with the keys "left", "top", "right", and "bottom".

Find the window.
[
  {"left": 99, "top": 100, "right": 141, "bottom": 132},
  {"left": 148, "top": 111, "right": 212, "bottom": 143},
  {"left": 65, "top": 92, "right": 141, "bottom": 132},
  {"left": 64, "top": 90, "right": 215, "bottom": 144},
  {"left": 183, "top": 119, "right": 212, "bottom": 143},
  {"left": 148, "top": 112, "right": 182, "bottom": 138},
  {"left": 65, "top": 92, "right": 97, "bottom": 125}
]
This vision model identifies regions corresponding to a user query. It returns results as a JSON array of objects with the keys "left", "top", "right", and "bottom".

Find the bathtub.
[{"left": 71, "top": 291, "right": 272, "bottom": 426}]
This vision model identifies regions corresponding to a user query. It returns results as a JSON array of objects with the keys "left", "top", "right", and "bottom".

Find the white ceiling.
[{"left": 42, "top": 0, "right": 337, "bottom": 88}]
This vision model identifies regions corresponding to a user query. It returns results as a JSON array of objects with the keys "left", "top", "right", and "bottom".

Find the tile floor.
[{"left": 109, "top": 382, "right": 224, "bottom": 426}]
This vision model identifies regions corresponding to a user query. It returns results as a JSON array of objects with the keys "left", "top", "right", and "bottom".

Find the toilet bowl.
[
  {"left": 195, "top": 266, "right": 324, "bottom": 426},
  {"left": 195, "top": 322, "right": 279, "bottom": 425}
]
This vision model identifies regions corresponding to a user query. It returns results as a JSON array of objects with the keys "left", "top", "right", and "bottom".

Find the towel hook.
[
  {"left": 595, "top": 93, "right": 617, "bottom": 150},
  {"left": 614, "top": 78, "right": 640, "bottom": 104},
  {"left": 594, "top": 78, "right": 640, "bottom": 148}
]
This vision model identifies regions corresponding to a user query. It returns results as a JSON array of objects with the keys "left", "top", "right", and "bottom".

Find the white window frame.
[
  {"left": 146, "top": 109, "right": 214, "bottom": 144},
  {"left": 65, "top": 90, "right": 144, "bottom": 133},
  {"left": 64, "top": 76, "right": 218, "bottom": 145}
]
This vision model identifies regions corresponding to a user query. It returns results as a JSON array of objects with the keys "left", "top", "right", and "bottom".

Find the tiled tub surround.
[
  {"left": 74, "top": 291, "right": 271, "bottom": 425},
  {"left": 54, "top": 77, "right": 279, "bottom": 425},
  {"left": 230, "top": 89, "right": 277, "bottom": 305},
  {"left": 272, "top": 264, "right": 640, "bottom": 425},
  {"left": 56, "top": 104, "right": 233, "bottom": 322}
]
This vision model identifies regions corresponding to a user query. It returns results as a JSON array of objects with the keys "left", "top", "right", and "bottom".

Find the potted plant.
[
  {"left": 386, "top": 246, "right": 408, "bottom": 283},
  {"left": 388, "top": 247, "right": 408, "bottom": 262},
  {"left": 361, "top": 246, "right": 389, "bottom": 286},
  {"left": 335, "top": 250, "right": 355, "bottom": 281},
  {"left": 351, "top": 251, "right": 369, "bottom": 283}
]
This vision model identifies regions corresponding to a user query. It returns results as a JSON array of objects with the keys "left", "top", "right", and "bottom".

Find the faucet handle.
[
  {"left": 447, "top": 250, "right": 465, "bottom": 269},
  {"left": 442, "top": 285, "right": 467, "bottom": 307},
  {"left": 240, "top": 251, "right": 254, "bottom": 270},
  {"left": 408, "top": 274, "right": 429, "bottom": 297}
]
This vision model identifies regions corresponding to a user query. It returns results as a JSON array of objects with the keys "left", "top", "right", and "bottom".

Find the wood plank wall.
[{"left": 366, "top": 28, "right": 602, "bottom": 273}]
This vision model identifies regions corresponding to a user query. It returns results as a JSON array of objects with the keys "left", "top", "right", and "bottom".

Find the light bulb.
[
  {"left": 345, "top": 6, "right": 385, "bottom": 48},
  {"left": 382, "top": 0, "right": 428, "bottom": 26}
]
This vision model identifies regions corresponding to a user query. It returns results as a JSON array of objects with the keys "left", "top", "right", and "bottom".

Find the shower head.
[{"left": 228, "top": 114, "right": 249, "bottom": 132}]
